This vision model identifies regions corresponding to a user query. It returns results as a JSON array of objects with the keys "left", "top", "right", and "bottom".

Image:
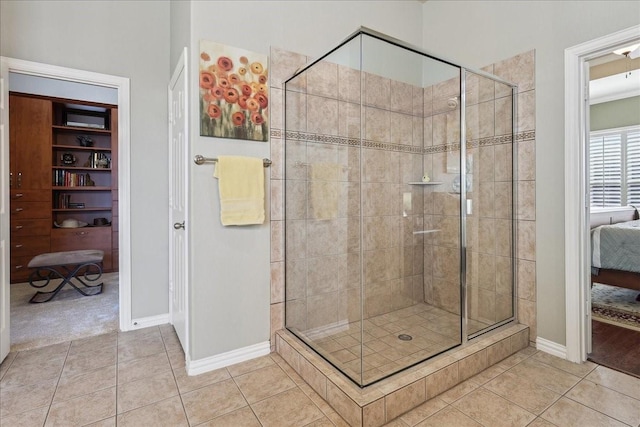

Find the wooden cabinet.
[
  {"left": 9, "top": 94, "right": 52, "bottom": 282},
  {"left": 9, "top": 93, "right": 119, "bottom": 283}
]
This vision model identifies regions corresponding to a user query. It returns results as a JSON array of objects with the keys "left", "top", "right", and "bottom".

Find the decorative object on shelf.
[
  {"left": 199, "top": 40, "right": 269, "bottom": 142},
  {"left": 61, "top": 152, "right": 76, "bottom": 166},
  {"left": 76, "top": 135, "right": 94, "bottom": 147},
  {"left": 53, "top": 218, "right": 88, "bottom": 228},
  {"left": 91, "top": 217, "right": 111, "bottom": 227},
  {"left": 422, "top": 173, "right": 431, "bottom": 183},
  {"left": 85, "top": 173, "right": 95, "bottom": 186}
]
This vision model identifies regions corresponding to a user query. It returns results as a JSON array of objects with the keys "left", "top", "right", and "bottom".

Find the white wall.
[
  {"left": 187, "top": 1, "right": 424, "bottom": 360},
  {"left": 422, "top": 1, "right": 640, "bottom": 345},
  {"left": 0, "top": 0, "right": 171, "bottom": 319}
]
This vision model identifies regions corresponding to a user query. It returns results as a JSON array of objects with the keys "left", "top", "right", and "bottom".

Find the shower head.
[{"left": 447, "top": 96, "right": 459, "bottom": 109}]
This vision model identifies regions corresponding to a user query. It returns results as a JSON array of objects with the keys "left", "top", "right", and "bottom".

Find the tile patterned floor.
[
  {"left": 1, "top": 325, "right": 640, "bottom": 426},
  {"left": 294, "top": 303, "right": 490, "bottom": 385}
]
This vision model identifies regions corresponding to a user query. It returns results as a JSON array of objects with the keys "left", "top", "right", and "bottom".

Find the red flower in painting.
[
  {"left": 210, "top": 86, "right": 224, "bottom": 100},
  {"left": 199, "top": 71, "right": 215, "bottom": 89},
  {"left": 241, "top": 84, "right": 252, "bottom": 97},
  {"left": 218, "top": 77, "right": 230, "bottom": 89},
  {"left": 223, "top": 88, "right": 239, "bottom": 104},
  {"left": 232, "top": 112, "right": 245, "bottom": 126},
  {"left": 207, "top": 104, "right": 221, "bottom": 119},
  {"left": 254, "top": 93, "right": 268, "bottom": 109},
  {"left": 250, "top": 112, "right": 264, "bottom": 125},
  {"left": 238, "top": 95, "right": 249, "bottom": 109},
  {"left": 239, "top": 56, "right": 249, "bottom": 65},
  {"left": 258, "top": 75, "right": 267, "bottom": 84},
  {"left": 217, "top": 56, "right": 233, "bottom": 72}
]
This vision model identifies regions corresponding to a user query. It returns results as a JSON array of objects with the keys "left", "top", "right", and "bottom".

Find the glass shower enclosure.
[{"left": 284, "top": 28, "right": 517, "bottom": 387}]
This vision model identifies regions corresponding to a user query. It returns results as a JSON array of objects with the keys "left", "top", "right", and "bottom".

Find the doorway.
[
  {"left": 586, "top": 47, "right": 640, "bottom": 377},
  {"left": 0, "top": 57, "right": 132, "bottom": 362},
  {"left": 564, "top": 25, "right": 640, "bottom": 368}
]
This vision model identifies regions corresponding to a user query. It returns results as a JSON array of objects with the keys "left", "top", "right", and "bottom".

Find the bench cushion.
[{"left": 28, "top": 250, "right": 104, "bottom": 268}]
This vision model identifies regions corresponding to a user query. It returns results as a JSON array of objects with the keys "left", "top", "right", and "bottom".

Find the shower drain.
[{"left": 398, "top": 334, "right": 413, "bottom": 341}]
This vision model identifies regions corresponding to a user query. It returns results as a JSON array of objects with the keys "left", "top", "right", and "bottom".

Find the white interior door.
[
  {"left": 169, "top": 48, "right": 189, "bottom": 353},
  {"left": 0, "top": 59, "right": 10, "bottom": 362}
]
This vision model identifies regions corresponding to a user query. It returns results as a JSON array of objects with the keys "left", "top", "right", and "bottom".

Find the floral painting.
[{"left": 199, "top": 40, "right": 269, "bottom": 142}]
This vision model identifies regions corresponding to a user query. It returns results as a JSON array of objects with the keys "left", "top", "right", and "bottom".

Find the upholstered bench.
[{"left": 27, "top": 250, "right": 104, "bottom": 303}]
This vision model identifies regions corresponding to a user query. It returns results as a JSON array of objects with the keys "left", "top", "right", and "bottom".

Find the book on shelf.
[{"left": 53, "top": 170, "right": 95, "bottom": 187}]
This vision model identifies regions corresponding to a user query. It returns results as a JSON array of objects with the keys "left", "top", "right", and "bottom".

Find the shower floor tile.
[{"left": 293, "top": 302, "right": 485, "bottom": 384}]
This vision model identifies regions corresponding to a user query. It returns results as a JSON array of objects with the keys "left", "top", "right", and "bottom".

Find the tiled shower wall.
[{"left": 269, "top": 47, "right": 537, "bottom": 350}]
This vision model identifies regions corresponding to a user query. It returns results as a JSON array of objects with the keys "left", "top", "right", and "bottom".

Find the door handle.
[
  {"left": 173, "top": 221, "right": 185, "bottom": 230},
  {"left": 14, "top": 244, "right": 23, "bottom": 248},
  {"left": 15, "top": 225, "right": 23, "bottom": 230},
  {"left": 14, "top": 207, "right": 24, "bottom": 212},
  {"left": 17, "top": 172, "right": 22, "bottom": 188}
]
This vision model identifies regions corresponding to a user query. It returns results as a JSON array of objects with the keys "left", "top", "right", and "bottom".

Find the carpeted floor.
[
  {"left": 10, "top": 272, "right": 119, "bottom": 352},
  {"left": 591, "top": 283, "right": 640, "bottom": 332}
]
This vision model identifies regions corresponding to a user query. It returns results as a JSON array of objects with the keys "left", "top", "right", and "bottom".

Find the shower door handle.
[{"left": 173, "top": 221, "right": 185, "bottom": 230}]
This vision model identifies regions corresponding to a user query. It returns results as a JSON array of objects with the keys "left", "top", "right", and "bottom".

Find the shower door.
[{"left": 283, "top": 28, "right": 516, "bottom": 387}]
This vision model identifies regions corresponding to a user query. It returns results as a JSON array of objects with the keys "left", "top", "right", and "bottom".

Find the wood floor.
[{"left": 588, "top": 319, "right": 640, "bottom": 378}]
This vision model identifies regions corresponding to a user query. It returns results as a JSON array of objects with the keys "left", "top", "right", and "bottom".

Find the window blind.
[{"left": 589, "top": 126, "right": 640, "bottom": 208}]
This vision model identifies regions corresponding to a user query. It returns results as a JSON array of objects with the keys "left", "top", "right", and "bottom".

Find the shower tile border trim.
[
  {"left": 270, "top": 128, "right": 535, "bottom": 154},
  {"left": 276, "top": 323, "right": 529, "bottom": 427}
]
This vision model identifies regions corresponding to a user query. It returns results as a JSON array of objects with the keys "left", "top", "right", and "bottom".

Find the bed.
[{"left": 591, "top": 219, "right": 640, "bottom": 299}]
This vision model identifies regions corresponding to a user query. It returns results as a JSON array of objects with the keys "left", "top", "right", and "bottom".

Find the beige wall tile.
[
  {"left": 307, "top": 60, "right": 338, "bottom": 98},
  {"left": 271, "top": 261, "right": 285, "bottom": 304},
  {"left": 270, "top": 47, "right": 307, "bottom": 89},
  {"left": 362, "top": 398, "right": 385, "bottom": 427},
  {"left": 517, "top": 181, "right": 535, "bottom": 220},
  {"left": 517, "top": 259, "right": 536, "bottom": 302},
  {"left": 338, "top": 65, "right": 361, "bottom": 104},
  {"left": 517, "top": 90, "right": 535, "bottom": 133},
  {"left": 495, "top": 96, "right": 513, "bottom": 136},
  {"left": 517, "top": 220, "right": 536, "bottom": 261},
  {"left": 270, "top": 86, "right": 283, "bottom": 130},
  {"left": 426, "top": 363, "right": 459, "bottom": 399},
  {"left": 307, "top": 95, "right": 339, "bottom": 135},
  {"left": 385, "top": 379, "right": 426, "bottom": 421},
  {"left": 458, "top": 350, "right": 488, "bottom": 382},
  {"left": 390, "top": 111, "right": 414, "bottom": 145},
  {"left": 337, "top": 101, "right": 361, "bottom": 139},
  {"left": 493, "top": 50, "right": 535, "bottom": 94},
  {"left": 517, "top": 139, "right": 535, "bottom": 181},
  {"left": 326, "top": 380, "right": 362, "bottom": 427},
  {"left": 364, "top": 72, "right": 390, "bottom": 109},
  {"left": 271, "top": 302, "right": 284, "bottom": 343},
  {"left": 390, "top": 80, "right": 414, "bottom": 114},
  {"left": 271, "top": 220, "right": 284, "bottom": 262}
]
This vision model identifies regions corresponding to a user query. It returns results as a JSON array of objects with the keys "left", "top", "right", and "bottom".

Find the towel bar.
[{"left": 194, "top": 155, "right": 271, "bottom": 167}]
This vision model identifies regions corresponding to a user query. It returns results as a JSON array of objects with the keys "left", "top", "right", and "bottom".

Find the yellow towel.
[
  {"left": 214, "top": 156, "right": 265, "bottom": 226},
  {"left": 310, "top": 163, "right": 339, "bottom": 220}
]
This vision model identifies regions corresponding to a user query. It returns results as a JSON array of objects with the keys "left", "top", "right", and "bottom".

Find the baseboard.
[
  {"left": 130, "top": 313, "right": 170, "bottom": 330},
  {"left": 536, "top": 336, "right": 567, "bottom": 359},
  {"left": 187, "top": 341, "right": 271, "bottom": 376}
]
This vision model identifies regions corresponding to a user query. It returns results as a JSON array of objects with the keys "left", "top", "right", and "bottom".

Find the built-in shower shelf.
[
  {"left": 413, "top": 229, "right": 440, "bottom": 235},
  {"left": 408, "top": 181, "right": 443, "bottom": 185}
]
